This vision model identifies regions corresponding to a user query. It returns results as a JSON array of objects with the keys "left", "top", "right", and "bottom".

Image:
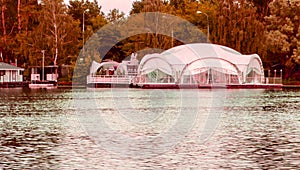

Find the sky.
[{"left": 63, "top": 0, "right": 137, "bottom": 15}]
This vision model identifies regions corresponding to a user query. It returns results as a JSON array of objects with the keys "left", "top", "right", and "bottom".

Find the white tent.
[
  {"left": 89, "top": 60, "right": 120, "bottom": 75},
  {"left": 138, "top": 43, "right": 264, "bottom": 84}
]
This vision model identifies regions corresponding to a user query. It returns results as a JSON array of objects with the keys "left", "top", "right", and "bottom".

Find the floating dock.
[
  {"left": 0, "top": 82, "right": 29, "bottom": 88},
  {"left": 137, "top": 83, "right": 283, "bottom": 89}
]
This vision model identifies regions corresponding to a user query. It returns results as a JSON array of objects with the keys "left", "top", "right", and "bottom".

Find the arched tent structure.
[
  {"left": 89, "top": 53, "right": 139, "bottom": 77},
  {"left": 138, "top": 43, "right": 264, "bottom": 85},
  {"left": 90, "top": 60, "right": 120, "bottom": 76}
]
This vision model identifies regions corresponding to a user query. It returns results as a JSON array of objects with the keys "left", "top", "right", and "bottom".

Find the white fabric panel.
[
  {"left": 247, "top": 58, "right": 263, "bottom": 75},
  {"left": 246, "top": 68, "right": 262, "bottom": 75},
  {"left": 185, "top": 59, "right": 239, "bottom": 75},
  {"left": 184, "top": 67, "right": 208, "bottom": 75},
  {"left": 140, "top": 57, "right": 173, "bottom": 75},
  {"left": 116, "top": 63, "right": 128, "bottom": 75},
  {"left": 90, "top": 61, "right": 102, "bottom": 74},
  {"left": 138, "top": 43, "right": 264, "bottom": 81},
  {"left": 90, "top": 61, "right": 120, "bottom": 74}
]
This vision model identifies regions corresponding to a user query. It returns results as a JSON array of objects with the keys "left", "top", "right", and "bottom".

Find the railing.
[
  {"left": 87, "top": 75, "right": 283, "bottom": 86},
  {"left": 46, "top": 74, "right": 58, "bottom": 81},
  {"left": 265, "top": 69, "right": 283, "bottom": 84},
  {"left": 87, "top": 75, "right": 131, "bottom": 84},
  {"left": 31, "top": 74, "right": 40, "bottom": 81},
  {"left": 264, "top": 77, "right": 283, "bottom": 85},
  {"left": 245, "top": 77, "right": 282, "bottom": 84},
  {"left": 245, "top": 77, "right": 265, "bottom": 84}
]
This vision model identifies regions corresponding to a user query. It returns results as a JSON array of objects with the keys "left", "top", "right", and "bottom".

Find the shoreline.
[
  {"left": 282, "top": 85, "right": 300, "bottom": 88},
  {"left": 1, "top": 81, "right": 300, "bottom": 89}
]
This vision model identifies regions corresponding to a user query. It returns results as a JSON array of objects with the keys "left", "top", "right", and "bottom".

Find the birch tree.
[
  {"left": 17, "top": 0, "right": 21, "bottom": 34},
  {"left": 39, "top": 0, "right": 80, "bottom": 66},
  {"left": 1, "top": 0, "right": 7, "bottom": 45}
]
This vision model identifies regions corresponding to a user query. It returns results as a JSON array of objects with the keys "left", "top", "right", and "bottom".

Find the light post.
[
  {"left": 82, "top": 9, "right": 89, "bottom": 54},
  {"left": 171, "top": 29, "right": 174, "bottom": 47},
  {"left": 41, "top": 50, "right": 45, "bottom": 81},
  {"left": 267, "top": 69, "right": 271, "bottom": 84},
  {"left": 274, "top": 69, "right": 277, "bottom": 84},
  {"left": 163, "top": 15, "right": 174, "bottom": 48},
  {"left": 197, "top": 11, "right": 210, "bottom": 42},
  {"left": 280, "top": 69, "right": 283, "bottom": 84}
]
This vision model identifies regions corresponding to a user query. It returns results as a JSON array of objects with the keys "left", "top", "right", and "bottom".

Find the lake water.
[{"left": 1, "top": 88, "right": 300, "bottom": 169}]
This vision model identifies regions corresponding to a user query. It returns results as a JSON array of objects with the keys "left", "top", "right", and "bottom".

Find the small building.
[
  {"left": 0, "top": 62, "right": 24, "bottom": 83},
  {"left": 30, "top": 65, "right": 58, "bottom": 82},
  {"left": 28, "top": 65, "right": 58, "bottom": 89}
]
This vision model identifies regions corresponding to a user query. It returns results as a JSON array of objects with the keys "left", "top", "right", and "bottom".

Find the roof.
[
  {"left": 160, "top": 43, "right": 257, "bottom": 67},
  {"left": 0, "top": 62, "right": 24, "bottom": 71},
  {"left": 139, "top": 43, "right": 264, "bottom": 76},
  {"left": 90, "top": 61, "right": 120, "bottom": 74}
]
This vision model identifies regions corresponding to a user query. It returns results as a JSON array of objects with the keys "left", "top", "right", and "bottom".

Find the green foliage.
[
  {"left": 265, "top": 0, "right": 300, "bottom": 78},
  {"left": 68, "top": 0, "right": 106, "bottom": 32},
  {"left": 212, "top": 0, "right": 266, "bottom": 56},
  {"left": 106, "top": 9, "right": 125, "bottom": 23},
  {"left": 130, "top": 0, "right": 170, "bottom": 14}
]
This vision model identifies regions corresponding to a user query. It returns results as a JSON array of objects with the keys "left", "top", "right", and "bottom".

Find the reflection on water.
[
  {"left": 0, "top": 88, "right": 71, "bottom": 169},
  {"left": 0, "top": 88, "right": 300, "bottom": 169}
]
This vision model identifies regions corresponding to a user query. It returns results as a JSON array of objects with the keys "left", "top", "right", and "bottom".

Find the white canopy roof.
[
  {"left": 139, "top": 43, "right": 264, "bottom": 78},
  {"left": 90, "top": 61, "right": 120, "bottom": 74}
]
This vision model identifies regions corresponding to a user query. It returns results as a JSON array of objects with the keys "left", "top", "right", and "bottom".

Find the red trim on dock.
[{"left": 140, "top": 84, "right": 283, "bottom": 89}]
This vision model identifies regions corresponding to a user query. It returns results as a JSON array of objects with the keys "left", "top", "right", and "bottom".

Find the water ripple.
[{"left": 0, "top": 88, "right": 300, "bottom": 169}]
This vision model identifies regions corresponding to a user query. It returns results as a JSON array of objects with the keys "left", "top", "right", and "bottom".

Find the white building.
[
  {"left": 138, "top": 43, "right": 265, "bottom": 85},
  {"left": 30, "top": 66, "right": 58, "bottom": 82},
  {"left": 0, "top": 62, "right": 24, "bottom": 83}
]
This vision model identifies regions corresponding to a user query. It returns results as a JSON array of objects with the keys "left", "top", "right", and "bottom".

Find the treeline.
[{"left": 0, "top": 0, "right": 299, "bottom": 82}]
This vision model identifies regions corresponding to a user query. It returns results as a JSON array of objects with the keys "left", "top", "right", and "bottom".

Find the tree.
[
  {"left": 127, "top": 0, "right": 173, "bottom": 52},
  {"left": 68, "top": 0, "right": 107, "bottom": 33},
  {"left": 265, "top": 0, "right": 300, "bottom": 78},
  {"left": 106, "top": 9, "right": 125, "bottom": 23},
  {"left": 17, "top": 0, "right": 21, "bottom": 34},
  {"left": 1, "top": 0, "right": 8, "bottom": 46},
  {"left": 130, "top": 0, "right": 170, "bottom": 14},
  {"left": 20, "top": 0, "right": 81, "bottom": 66},
  {"left": 0, "top": 0, "right": 19, "bottom": 63},
  {"left": 212, "top": 0, "right": 266, "bottom": 56},
  {"left": 12, "top": 0, "right": 41, "bottom": 67},
  {"left": 249, "top": 0, "right": 273, "bottom": 19}
]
